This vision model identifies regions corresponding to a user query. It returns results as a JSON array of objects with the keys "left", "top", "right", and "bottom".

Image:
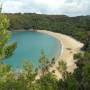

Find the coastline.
[
  {"left": 11, "top": 29, "right": 84, "bottom": 79},
  {"left": 37, "top": 30, "right": 84, "bottom": 79}
]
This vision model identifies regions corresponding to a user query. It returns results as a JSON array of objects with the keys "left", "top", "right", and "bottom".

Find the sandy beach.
[{"left": 36, "top": 30, "right": 84, "bottom": 79}]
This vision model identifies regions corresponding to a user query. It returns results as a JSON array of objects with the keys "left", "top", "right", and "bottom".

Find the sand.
[{"left": 36, "top": 30, "right": 84, "bottom": 80}]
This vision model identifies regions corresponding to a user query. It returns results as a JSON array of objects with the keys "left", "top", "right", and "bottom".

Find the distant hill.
[
  {"left": 5, "top": 13, "right": 89, "bottom": 32},
  {"left": 1, "top": 13, "right": 89, "bottom": 49}
]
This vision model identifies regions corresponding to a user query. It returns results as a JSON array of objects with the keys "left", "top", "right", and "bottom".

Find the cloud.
[
  {"left": 1, "top": 0, "right": 90, "bottom": 16},
  {"left": 2, "top": 0, "right": 23, "bottom": 13}
]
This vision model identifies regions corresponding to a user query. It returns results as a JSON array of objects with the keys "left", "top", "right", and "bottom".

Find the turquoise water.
[{"left": 4, "top": 31, "right": 61, "bottom": 69}]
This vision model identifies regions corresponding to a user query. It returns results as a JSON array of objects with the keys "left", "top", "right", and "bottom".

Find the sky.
[{"left": 1, "top": 0, "right": 90, "bottom": 16}]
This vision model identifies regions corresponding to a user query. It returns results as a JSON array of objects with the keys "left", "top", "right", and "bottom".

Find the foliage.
[
  {"left": 5, "top": 13, "right": 90, "bottom": 51},
  {"left": 0, "top": 14, "right": 10, "bottom": 59},
  {"left": 57, "top": 61, "right": 67, "bottom": 77},
  {"left": 0, "top": 14, "right": 17, "bottom": 60},
  {"left": 74, "top": 53, "right": 83, "bottom": 60},
  {"left": 73, "top": 51, "right": 90, "bottom": 90},
  {"left": 4, "top": 42, "right": 17, "bottom": 58},
  {"left": 39, "top": 50, "right": 49, "bottom": 76},
  {"left": 35, "top": 73, "right": 58, "bottom": 90},
  {"left": 58, "top": 73, "right": 77, "bottom": 90},
  {"left": 0, "top": 63, "right": 11, "bottom": 77}
]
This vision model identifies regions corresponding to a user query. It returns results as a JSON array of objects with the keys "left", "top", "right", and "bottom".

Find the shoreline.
[
  {"left": 37, "top": 30, "right": 84, "bottom": 79},
  {"left": 10, "top": 29, "right": 84, "bottom": 79},
  {"left": 11, "top": 30, "right": 64, "bottom": 62}
]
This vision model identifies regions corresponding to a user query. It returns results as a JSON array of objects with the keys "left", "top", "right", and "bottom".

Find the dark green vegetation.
[
  {"left": 4, "top": 42, "right": 17, "bottom": 58},
  {"left": 0, "top": 14, "right": 17, "bottom": 60},
  {"left": 6, "top": 13, "right": 90, "bottom": 51},
  {"left": 0, "top": 13, "right": 90, "bottom": 90}
]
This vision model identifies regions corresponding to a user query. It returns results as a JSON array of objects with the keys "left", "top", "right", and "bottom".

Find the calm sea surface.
[{"left": 4, "top": 31, "right": 61, "bottom": 69}]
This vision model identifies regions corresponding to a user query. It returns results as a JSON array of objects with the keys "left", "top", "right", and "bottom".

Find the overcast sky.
[{"left": 1, "top": 0, "right": 90, "bottom": 16}]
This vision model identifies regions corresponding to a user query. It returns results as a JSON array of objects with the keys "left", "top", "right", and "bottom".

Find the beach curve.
[{"left": 36, "top": 30, "right": 84, "bottom": 79}]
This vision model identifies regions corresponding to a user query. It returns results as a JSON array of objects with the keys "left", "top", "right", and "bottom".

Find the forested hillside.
[
  {"left": 6, "top": 13, "right": 90, "bottom": 50},
  {"left": 7, "top": 14, "right": 90, "bottom": 33}
]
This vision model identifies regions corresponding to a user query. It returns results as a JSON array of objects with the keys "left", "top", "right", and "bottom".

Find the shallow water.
[{"left": 3, "top": 31, "right": 61, "bottom": 69}]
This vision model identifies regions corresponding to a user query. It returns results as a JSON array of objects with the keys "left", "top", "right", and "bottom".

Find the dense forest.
[
  {"left": 6, "top": 13, "right": 90, "bottom": 50},
  {"left": 0, "top": 13, "right": 90, "bottom": 90}
]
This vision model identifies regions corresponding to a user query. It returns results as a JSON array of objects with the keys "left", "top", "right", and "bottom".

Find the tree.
[
  {"left": 0, "top": 14, "right": 10, "bottom": 59},
  {"left": 39, "top": 50, "right": 49, "bottom": 77},
  {"left": 73, "top": 52, "right": 90, "bottom": 90},
  {"left": 0, "top": 13, "right": 18, "bottom": 90},
  {"left": 22, "top": 61, "right": 37, "bottom": 90},
  {"left": 35, "top": 73, "right": 58, "bottom": 90},
  {"left": 0, "top": 14, "right": 17, "bottom": 60},
  {"left": 81, "top": 63, "right": 90, "bottom": 90},
  {"left": 58, "top": 73, "right": 77, "bottom": 90},
  {"left": 4, "top": 42, "right": 17, "bottom": 58},
  {"left": 57, "top": 61, "right": 67, "bottom": 78}
]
